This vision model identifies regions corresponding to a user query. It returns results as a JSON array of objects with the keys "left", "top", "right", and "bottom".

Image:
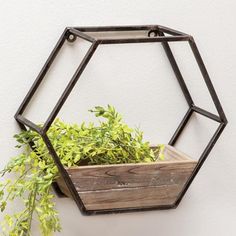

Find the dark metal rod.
[
  {"left": 15, "top": 116, "right": 65, "bottom": 198},
  {"left": 41, "top": 134, "right": 87, "bottom": 213},
  {"left": 98, "top": 35, "right": 190, "bottom": 44},
  {"left": 43, "top": 41, "right": 99, "bottom": 132},
  {"left": 69, "top": 28, "right": 96, "bottom": 42},
  {"left": 75, "top": 25, "right": 187, "bottom": 37},
  {"left": 84, "top": 203, "right": 176, "bottom": 216},
  {"left": 15, "top": 120, "right": 27, "bottom": 131},
  {"left": 158, "top": 31, "right": 194, "bottom": 107},
  {"left": 16, "top": 114, "right": 42, "bottom": 134},
  {"left": 188, "top": 38, "right": 227, "bottom": 124},
  {"left": 15, "top": 29, "right": 68, "bottom": 117},
  {"left": 168, "top": 108, "right": 193, "bottom": 146},
  {"left": 192, "top": 105, "right": 222, "bottom": 123},
  {"left": 74, "top": 25, "right": 160, "bottom": 32},
  {"left": 175, "top": 122, "right": 226, "bottom": 206},
  {"left": 158, "top": 25, "right": 188, "bottom": 36}
]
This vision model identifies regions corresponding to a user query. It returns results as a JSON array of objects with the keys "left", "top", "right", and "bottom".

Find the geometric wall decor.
[{"left": 15, "top": 25, "right": 227, "bottom": 215}]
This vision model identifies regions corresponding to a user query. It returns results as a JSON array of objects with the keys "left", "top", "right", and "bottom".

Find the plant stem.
[
  {"left": 27, "top": 183, "right": 38, "bottom": 236},
  {"left": 4, "top": 167, "right": 33, "bottom": 202}
]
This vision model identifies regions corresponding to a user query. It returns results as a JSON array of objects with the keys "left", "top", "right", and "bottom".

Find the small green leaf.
[{"left": 0, "top": 201, "right": 7, "bottom": 212}]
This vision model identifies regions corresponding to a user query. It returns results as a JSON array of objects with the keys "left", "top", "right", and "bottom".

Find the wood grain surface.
[{"left": 56, "top": 145, "right": 197, "bottom": 210}]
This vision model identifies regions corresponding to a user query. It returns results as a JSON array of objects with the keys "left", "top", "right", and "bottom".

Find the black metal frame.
[{"left": 15, "top": 25, "right": 227, "bottom": 215}]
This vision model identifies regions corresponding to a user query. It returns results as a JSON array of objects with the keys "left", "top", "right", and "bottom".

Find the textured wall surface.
[{"left": 0, "top": 1, "right": 235, "bottom": 235}]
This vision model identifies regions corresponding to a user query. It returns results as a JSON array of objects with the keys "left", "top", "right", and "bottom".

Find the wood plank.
[
  {"left": 163, "top": 145, "right": 193, "bottom": 161},
  {"left": 79, "top": 184, "right": 182, "bottom": 210},
  {"left": 56, "top": 145, "right": 197, "bottom": 210},
  {"left": 63, "top": 145, "right": 196, "bottom": 191},
  {"left": 67, "top": 161, "right": 196, "bottom": 191}
]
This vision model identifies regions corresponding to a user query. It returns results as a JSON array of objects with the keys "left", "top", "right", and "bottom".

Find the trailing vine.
[{"left": 0, "top": 105, "right": 164, "bottom": 235}]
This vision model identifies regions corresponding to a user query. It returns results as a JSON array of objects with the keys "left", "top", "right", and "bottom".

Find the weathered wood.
[
  {"left": 66, "top": 161, "right": 195, "bottom": 191},
  {"left": 56, "top": 145, "right": 197, "bottom": 210},
  {"left": 79, "top": 185, "right": 182, "bottom": 210}
]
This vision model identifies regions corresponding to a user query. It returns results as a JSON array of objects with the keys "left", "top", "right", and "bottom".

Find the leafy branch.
[{"left": 0, "top": 105, "right": 164, "bottom": 235}]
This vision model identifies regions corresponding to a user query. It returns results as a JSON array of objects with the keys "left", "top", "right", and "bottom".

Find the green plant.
[{"left": 0, "top": 105, "right": 164, "bottom": 236}]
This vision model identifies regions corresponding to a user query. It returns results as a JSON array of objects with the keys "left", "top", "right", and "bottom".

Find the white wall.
[{"left": 0, "top": 1, "right": 235, "bottom": 235}]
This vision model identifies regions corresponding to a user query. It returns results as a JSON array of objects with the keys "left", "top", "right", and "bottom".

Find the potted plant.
[{"left": 0, "top": 105, "right": 196, "bottom": 235}]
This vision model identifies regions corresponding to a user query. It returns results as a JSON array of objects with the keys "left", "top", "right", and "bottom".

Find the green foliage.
[{"left": 0, "top": 105, "right": 164, "bottom": 235}]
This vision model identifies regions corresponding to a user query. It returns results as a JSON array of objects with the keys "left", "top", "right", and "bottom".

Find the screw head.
[{"left": 67, "top": 33, "right": 76, "bottom": 43}]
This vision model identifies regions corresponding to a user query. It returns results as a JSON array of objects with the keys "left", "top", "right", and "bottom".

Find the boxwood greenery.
[{"left": 0, "top": 105, "right": 164, "bottom": 236}]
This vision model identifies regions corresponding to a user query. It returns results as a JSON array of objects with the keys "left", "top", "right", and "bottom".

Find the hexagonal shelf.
[{"left": 15, "top": 25, "right": 227, "bottom": 215}]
